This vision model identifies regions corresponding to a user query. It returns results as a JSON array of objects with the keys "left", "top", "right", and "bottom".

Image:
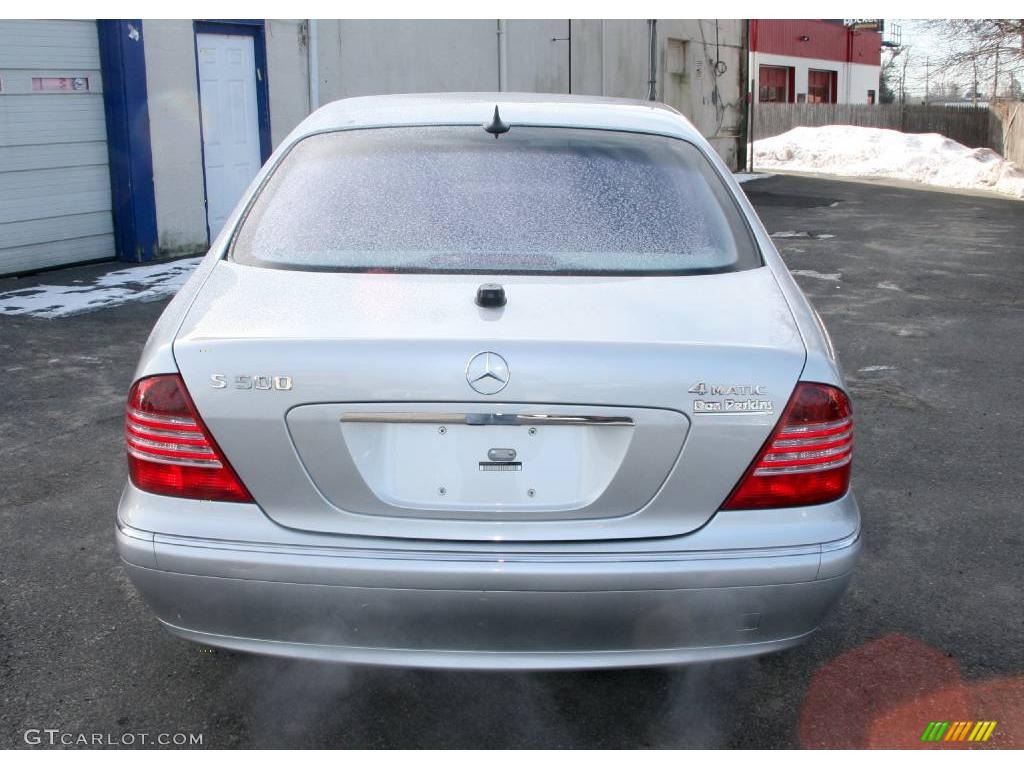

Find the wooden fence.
[
  {"left": 753, "top": 103, "right": 997, "bottom": 151},
  {"left": 991, "top": 102, "right": 1024, "bottom": 167}
]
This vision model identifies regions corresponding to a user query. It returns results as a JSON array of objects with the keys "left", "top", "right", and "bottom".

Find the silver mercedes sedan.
[{"left": 117, "top": 93, "right": 859, "bottom": 670}]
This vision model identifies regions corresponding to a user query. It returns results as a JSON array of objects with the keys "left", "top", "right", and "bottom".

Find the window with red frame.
[
  {"left": 808, "top": 69, "right": 838, "bottom": 103},
  {"left": 759, "top": 65, "right": 793, "bottom": 102}
]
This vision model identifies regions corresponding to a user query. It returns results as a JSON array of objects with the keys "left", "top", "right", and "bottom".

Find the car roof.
[{"left": 291, "top": 92, "right": 703, "bottom": 144}]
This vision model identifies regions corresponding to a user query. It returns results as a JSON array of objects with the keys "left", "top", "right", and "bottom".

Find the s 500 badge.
[{"left": 211, "top": 374, "right": 293, "bottom": 391}]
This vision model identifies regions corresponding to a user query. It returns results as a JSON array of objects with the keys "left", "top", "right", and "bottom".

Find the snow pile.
[
  {"left": 734, "top": 172, "right": 774, "bottom": 184},
  {"left": 0, "top": 257, "right": 201, "bottom": 318},
  {"left": 753, "top": 125, "right": 1024, "bottom": 200}
]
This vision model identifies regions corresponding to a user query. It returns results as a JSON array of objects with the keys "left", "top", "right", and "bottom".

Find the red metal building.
[{"left": 750, "top": 20, "right": 882, "bottom": 105}]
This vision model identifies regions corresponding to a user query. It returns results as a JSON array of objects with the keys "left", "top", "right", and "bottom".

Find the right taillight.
[
  {"left": 721, "top": 382, "right": 852, "bottom": 510},
  {"left": 125, "top": 374, "right": 253, "bottom": 503}
]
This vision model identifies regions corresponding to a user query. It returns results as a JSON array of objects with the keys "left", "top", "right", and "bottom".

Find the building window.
[
  {"left": 867, "top": 89, "right": 876, "bottom": 104},
  {"left": 808, "top": 69, "right": 838, "bottom": 103},
  {"left": 759, "top": 65, "right": 793, "bottom": 102}
]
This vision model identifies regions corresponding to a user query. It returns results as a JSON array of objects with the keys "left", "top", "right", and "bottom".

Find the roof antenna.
[{"left": 483, "top": 105, "right": 510, "bottom": 138}]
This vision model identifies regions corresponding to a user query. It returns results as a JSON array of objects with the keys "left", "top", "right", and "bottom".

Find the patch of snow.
[
  {"left": 877, "top": 281, "right": 903, "bottom": 291},
  {"left": 734, "top": 172, "right": 775, "bottom": 184},
  {"left": 753, "top": 126, "right": 1024, "bottom": 200},
  {"left": 771, "top": 231, "right": 836, "bottom": 240},
  {"left": 791, "top": 269, "right": 841, "bottom": 282},
  {"left": 858, "top": 365, "right": 896, "bottom": 372},
  {"left": 0, "top": 258, "right": 201, "bottom": 319}
]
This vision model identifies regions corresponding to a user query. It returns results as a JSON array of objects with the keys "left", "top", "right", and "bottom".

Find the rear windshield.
[{"left": 231, "top": 126, "right": 760, "bottom": 275}]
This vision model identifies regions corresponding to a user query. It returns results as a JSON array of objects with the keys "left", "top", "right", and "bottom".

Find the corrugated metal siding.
[
  {"left": 752, "top": 20, "right": 881, "bottom": 67},
  {"left": 0, "top": 19, "right": 114, "bottom": 275},
  {"left": 850, "top": 31, "right": 881, "bottom": 66},
  {"left": 0, "top": 20, "right": 103, "bottom": 69}
]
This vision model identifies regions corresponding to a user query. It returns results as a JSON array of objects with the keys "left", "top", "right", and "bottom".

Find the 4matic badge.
[{"left": 688, "top": 381, "right": 774, "bottom": 414}]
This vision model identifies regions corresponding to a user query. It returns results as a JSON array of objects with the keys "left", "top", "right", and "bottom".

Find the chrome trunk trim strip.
[{"left": 340, "top": 412, "right": 634, "bottom": 427}]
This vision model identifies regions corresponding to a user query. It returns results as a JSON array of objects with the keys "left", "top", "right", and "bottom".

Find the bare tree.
[
  {"left": 923, "top": 19, "right": 1024, "bottom": 100},
  {"left": 924, "top": 19, "right": 1022, "bottom": 65},
  {"left": 880, "top": 44, "right": 911, "bottom": 103},
  {"left": 901, "top": 49, "right": 914, "bottom": 103}
]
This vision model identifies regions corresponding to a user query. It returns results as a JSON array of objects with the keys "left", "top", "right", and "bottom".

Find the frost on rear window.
[{"left": 231, "top": 126, "right": 759, "bottom": 275}]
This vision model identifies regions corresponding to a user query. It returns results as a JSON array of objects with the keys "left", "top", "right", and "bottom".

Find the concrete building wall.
[
  {"left": 142, "top": 20, "right": 207, "bottom": 256},
  {"left": 265, "top": 20, "right": 310, "bottom": 147},
  {"left": 568, "top": 20, "right": 747, "bottom": 168},
  {"left": 306, "top": 18, "right": 746, "bottom": 162},
  {"left": 317, "top": 20, "right": 499, "bottom": 103},
  {"left": 571, "top": 20, "right": 649, "bottom": 99},
  {"left": 656, "top": 20, "right": 746, "bottom": 168},
  {"left": 142, "top": 19, "right": 749, "bottom": 256},
  {"left": 504, "top": 20, "right": 571, "bottom": 93}
]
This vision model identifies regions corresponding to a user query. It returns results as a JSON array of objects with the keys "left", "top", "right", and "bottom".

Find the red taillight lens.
[
  {"left": 125, "top": 374, "right": 253, "bottom": 502},
  {"left": 721, "top": 382, "right": 852, "bottom": 510}
]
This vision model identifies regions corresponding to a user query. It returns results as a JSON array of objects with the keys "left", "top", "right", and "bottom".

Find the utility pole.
[
  {"left": 993, "top": 47, "right": 1000, "bottom": 101},
  {"left": 924, "top": 57, "right": 930, "bottom": 103},
  {"left": 900, "top": 52, "right": 910, "bottom": 104},
  {"left": 972, "top": 55, "right": 979, "bottom": 105},
  {"left": 646, "top": 19, "right": 657, "bottom": 101}
]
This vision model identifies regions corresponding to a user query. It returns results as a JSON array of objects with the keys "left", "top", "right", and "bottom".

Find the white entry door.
[{"left": 196, "top": 33, "right": 262, "bottom": 239}]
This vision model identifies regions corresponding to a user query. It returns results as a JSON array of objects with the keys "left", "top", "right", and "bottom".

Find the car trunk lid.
[{"left": 173, "top": 261, "right": 805, "bottom": 541}]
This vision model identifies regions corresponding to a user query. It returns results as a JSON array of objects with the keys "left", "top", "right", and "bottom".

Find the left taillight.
[{"left": 125, "top": 374, "right": 253, "bottom": 502}]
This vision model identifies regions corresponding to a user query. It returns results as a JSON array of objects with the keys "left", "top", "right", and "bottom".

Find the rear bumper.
[
  {"left": 125, "top": 564, "right": 852, "bottom": 670},
  {"left": 117, "top": 486, "right": 860, "bottom": 670}
]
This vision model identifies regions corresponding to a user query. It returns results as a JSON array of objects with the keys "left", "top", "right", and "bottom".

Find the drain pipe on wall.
[
  {"left": 307, "top": 19, "right": 319, "bottom": 113},
  {"left": 647, "top": 19, "right": 657, "bottom": 101},
  {"left": 497, "top": 20, "right": 508, "bottom": 91}
]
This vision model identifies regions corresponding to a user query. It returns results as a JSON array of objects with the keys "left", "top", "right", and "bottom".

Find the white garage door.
[{"left": 0, "top": 20, "right": 114, "bottom": 275}]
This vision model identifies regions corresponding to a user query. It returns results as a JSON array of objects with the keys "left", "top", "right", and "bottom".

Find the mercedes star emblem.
[{"left": 466, "top": 352, "right": 510, "bottom": 395}]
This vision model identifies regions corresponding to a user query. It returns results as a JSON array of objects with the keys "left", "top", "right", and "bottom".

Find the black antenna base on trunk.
[{"left": 483, "top": 105, "right": 510, "bottom": 138}]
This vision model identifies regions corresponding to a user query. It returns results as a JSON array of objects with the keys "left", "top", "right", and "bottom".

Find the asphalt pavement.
[{"left": 1, "top": 174, "right": 1021, "bottom": 748}]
